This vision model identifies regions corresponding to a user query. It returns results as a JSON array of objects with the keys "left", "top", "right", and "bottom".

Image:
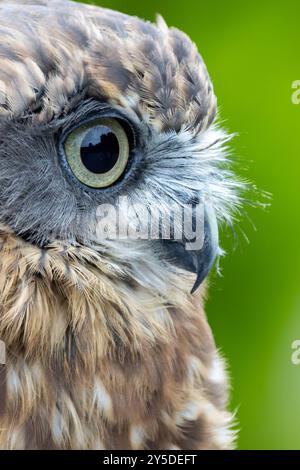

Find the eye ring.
[{"left": 64, "top": 118, "right": 129, "bottom": 189}]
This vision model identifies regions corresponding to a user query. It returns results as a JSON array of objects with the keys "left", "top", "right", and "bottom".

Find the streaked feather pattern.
[{"left": 0, "top": 0, "right": 237, "bottom": 449}]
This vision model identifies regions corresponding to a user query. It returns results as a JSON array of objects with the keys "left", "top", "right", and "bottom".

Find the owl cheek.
[{"left": 160, "top": 205, "right": 219, "bottom": 294}]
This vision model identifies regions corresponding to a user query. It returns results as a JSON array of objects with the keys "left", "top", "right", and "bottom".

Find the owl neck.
[
  {"left": 0, "top": 226, "right": 203, "bottom": 371},
  {"left": 0, "top": 226, "right": 225, "bottom": 450}
]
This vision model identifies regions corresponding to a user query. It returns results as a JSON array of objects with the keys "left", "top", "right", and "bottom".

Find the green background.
[{"left": 79, "top": 0, "right": 300, "bottom": 449}]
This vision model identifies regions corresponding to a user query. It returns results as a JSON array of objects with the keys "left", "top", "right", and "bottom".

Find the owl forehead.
[{"left": 0, "top": 0, "right": 216, "bottom": 133}]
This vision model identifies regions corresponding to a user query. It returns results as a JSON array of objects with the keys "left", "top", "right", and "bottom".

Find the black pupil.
[{"left": 80, "top": 125, "right": 119, "bottom": 174}]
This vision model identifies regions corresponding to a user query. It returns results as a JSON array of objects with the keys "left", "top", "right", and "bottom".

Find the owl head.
[{"left": 0, "top": 0, "right": 243, "bottom": 295}]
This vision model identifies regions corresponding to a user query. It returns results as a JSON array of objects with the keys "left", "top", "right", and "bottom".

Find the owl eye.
[{"left": 64, "top": 118, "right": 129, "bottom": 188}]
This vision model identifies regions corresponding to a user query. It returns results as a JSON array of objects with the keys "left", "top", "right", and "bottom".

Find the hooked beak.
[{"left": 160, "top": 204, "right": 219, "bottom": 293}]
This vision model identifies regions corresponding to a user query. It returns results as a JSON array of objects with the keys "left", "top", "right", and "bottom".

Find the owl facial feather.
[{"left": 0, "top": 0, "right": 244, "bottom": 282}]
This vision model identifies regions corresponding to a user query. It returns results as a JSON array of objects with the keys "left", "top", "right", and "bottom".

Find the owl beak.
[
  {"left": 160, "top": 204, "right": 219, "bottom": 294},
  {"left": 190, "top": 204, "right": 219, "bottom": 293}
]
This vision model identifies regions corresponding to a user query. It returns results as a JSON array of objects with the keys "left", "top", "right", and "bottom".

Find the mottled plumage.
[{"left": 0, "top": 0, "right": 241, "bottom": 449}]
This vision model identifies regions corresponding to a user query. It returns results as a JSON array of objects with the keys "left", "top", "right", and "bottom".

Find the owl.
[{"left": 0, "top": 0, "right": 243, "bottom": 450}]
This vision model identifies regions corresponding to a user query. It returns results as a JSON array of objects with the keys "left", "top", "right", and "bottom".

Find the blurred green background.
[{"left": 80, "top": 0, "right": 300, "bottom": 449}]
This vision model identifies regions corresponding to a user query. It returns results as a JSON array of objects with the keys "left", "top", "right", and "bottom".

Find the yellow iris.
[{"left": 64, "top": 118, "right": 129, "bottom": 188}]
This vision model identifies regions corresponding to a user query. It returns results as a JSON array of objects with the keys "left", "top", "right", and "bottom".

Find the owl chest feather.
[{"left": 0, "top": 228, "right": 234, "bottom": 449}]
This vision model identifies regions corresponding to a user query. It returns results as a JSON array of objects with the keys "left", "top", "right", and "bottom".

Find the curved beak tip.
[
  {"left": 190, "top": 274, "right": 205, "bottom": 294},
  {"left": 160, "top": 204, "right": 219, "bottom": 295}
]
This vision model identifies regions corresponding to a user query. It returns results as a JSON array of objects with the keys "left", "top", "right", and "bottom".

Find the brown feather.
[
  {"left": 0, "top": 224, "right": 234, "bottom": 449},
  {"left": 0, "top": 0, "right": 234, "bottom": 450}
]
